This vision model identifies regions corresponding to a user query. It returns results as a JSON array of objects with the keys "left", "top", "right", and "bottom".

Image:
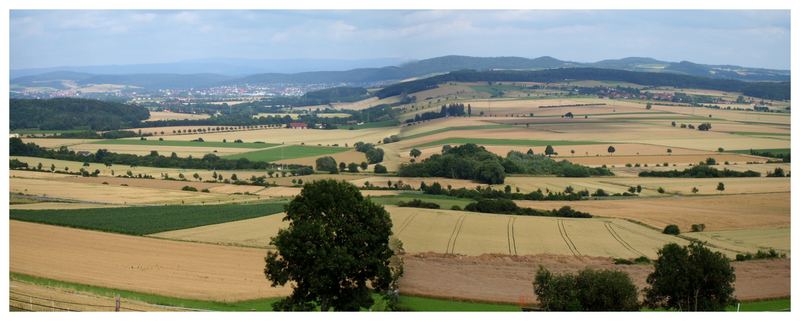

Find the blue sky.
[{"left": 10, "top": 10, "right": 790, "bottom": 70}]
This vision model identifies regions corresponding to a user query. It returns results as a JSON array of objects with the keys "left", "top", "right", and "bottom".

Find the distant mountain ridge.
[{"left": 10, "top": 55, "right": 790, "bottom": 91}]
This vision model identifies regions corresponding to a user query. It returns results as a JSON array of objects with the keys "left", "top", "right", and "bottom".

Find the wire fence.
[{"left": 9, "top": 289, "right": 206, "bottom": 312}]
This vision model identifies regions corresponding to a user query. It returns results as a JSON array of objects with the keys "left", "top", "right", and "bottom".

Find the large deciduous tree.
[
  {"left": 644, "top": 242, "right": 736, "bottom": 311},
  {"left": 264, "top": 179, "right": 395, "bottom": 311}
]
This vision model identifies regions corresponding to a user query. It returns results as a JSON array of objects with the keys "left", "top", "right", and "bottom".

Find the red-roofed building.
[{"left": 289, "top": 122, "right": 308, "bottom": 129}]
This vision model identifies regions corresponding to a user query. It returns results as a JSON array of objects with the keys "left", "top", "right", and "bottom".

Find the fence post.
[{"left": 115, "top": 295, "right": 121, "bottom": 312}]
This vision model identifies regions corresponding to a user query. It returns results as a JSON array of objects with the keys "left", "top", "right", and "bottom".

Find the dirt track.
[{"left": 399, "top": 253, "right": 790, "bottom": 305}]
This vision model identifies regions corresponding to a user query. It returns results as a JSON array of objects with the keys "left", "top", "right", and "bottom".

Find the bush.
[
  {"left": 201, "top": 188, "right": 210, "bottom": 193},
  {"left": 534, "top": 266, "right": 639, "bottom": 311},
  {"left": 690, "top": 224, "right": 706, "bottom": 232},
  {"left": 450, "top": 205, "right": 462, "bottom": 211},
  {"left": 397, "top": 199, "right": 440, "bottom": 209},
  {"left": 181, "top": 186, "right": 198, "bottom": 192},
  {"left": 657, "top": 187, "right": 666, "bottom": 194},
  {"left": 662, "top": 224, "right": 680, "bottom": 235},
  {"left": 736, "top": 248, "right": 786, "bottom": 261},
  {"left": 315, "top": 156, "right": 339, "bottom": 173},
  {"left": 373, "top": 164, "right": 388, "bottom": 174},
  {"left": 591, "top": 189, "right": 609, "bottom": 197}
]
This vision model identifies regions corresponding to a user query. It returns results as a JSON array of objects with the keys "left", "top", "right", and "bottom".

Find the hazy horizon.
[{"left": 11, "top": 10, "right": 790, "bottom": 70}]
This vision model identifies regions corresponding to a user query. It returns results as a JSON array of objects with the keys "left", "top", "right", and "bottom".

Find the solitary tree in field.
[
  {"left": 544, "top": 145, "right": 555, "bottom": 157},
  {"left": 264, "top": 180, "right": 396, "bottom": 311},
  {"left": 607, "top": 146, "right": 616, "bottom": 156},
  {"left": 716, "top": 182, "right": 725, "bottom": 192},
  {"left": 667, "top": 148, "right": 672, "bottom": 155},
  {"left": 691, "top": 187, "right": 699, "bottom": 194},
  {"left": 570, "top": 149, "right": 575, "bottom": 156},
  {"left": 409, "top": 148, "right": 422, "bottom": 159}
]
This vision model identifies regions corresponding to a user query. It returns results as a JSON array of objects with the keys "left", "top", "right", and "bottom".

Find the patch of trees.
[
  {"left": 405, "top": 103, "right": 467, "bottom": 124},
  {"left": 315, "top": 156, "right": 339, "bottom": 173},
  {"left": 354, "top": 142, "right": 385, "bottom": 164},
  {"left": 52, "top": 130, "right": 142, "bottom": 139},
  {"left": 398, "top": 144, "right": 612, "bottom": 184},
  {"left": 302, "top": 86, "right": 369, "bottom": 104},
  {"left": 420, "top": 182, "right": 614, "bottom": 201},
  {"left": 10, "top": 98, "right": 150, "bottom": 131},
  {"left": 463, "top": 199, "right": 592, "bottom": 218},
  {"left": 375, "top": 68, "right": 790, "bottom": 100},
  {"left": 638, "top": 165, "right": 760, "bottom": 178},
  {"left": 396, "top": 199, "right": 440, "bottom": 209},
  {"left": 534, "top": 266, "right": 639, "bottom": 311},
  {"left": 748, "top": 149, "right": 790, "bottom": 163},
  {"left": 734, "top": 248, "right": 786, "bottom": 261},
  {"left": 10, "top": 137, "right": 314, "bottom": 174}
]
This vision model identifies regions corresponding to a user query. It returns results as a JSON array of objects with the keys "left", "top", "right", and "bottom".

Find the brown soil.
[{"left": 399, "top": 252, "right": 790, "bottom": 305}]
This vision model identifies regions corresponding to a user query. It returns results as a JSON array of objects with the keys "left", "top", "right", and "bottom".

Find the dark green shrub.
[{"left": 662, "top": 224, "right": 680, "bottom": 235}]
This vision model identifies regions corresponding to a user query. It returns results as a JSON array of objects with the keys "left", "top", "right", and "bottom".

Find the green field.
[
  {"left": 731, "top": 148, "right": 791, "bottom": 155},
  {"left": 401, "top": 124, "right": 513, "bottom": 140},
  {"left": 417, "top": 137, "right": 604, "bottom": 148},
  {"left": 370, "top": 193, "right": 473, "bottom": 209},
  {"left": 349, "top": 119, "right": 400, "bottom": 129},
  {"left": 95, "top": 139, "right": 278, "bottom": 149},
  {"left": 12, "top": 129, "right": 90, "bottom": 135},
  {"left": 223, "top": 145, "right": 350, "bottom": 162},
  {"left": 10, "top": 202, "right": 286, "bottom": 235},
  {"left": 396, "top": 296, "right": 520, "bottom": 311}
]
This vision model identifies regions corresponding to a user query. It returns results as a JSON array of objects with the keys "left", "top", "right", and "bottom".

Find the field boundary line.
[
  {"left": 506, "top": 217, "right": 513, "bottom": 255},
  {"left": 511, "top": 216, "right": 518, "bottom": 256},
  {"left": 604, "top": 222, "right": 645, "bottom": 257}
]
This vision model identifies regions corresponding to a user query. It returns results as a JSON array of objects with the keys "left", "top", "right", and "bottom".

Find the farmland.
[{"left": 9, "top": 71, "right": 791, "bottom": 311}]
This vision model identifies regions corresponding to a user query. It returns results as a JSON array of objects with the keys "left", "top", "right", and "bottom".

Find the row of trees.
[
  {"left": 639, "top": 164, "right": 760, "bottom": 178},
  {"left": 9, "top": 138, "right": 313, "bottom": 174}
]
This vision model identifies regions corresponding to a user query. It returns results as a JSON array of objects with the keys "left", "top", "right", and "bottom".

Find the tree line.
[
  {"left": 9, "top": 137, "right": 313, "bottom": 173},
  {"left": 10, "top": 98, "right": 150, "bottom": 131},
  {"left": 639, "top": 165, "right": 760, "bottom": 178}
]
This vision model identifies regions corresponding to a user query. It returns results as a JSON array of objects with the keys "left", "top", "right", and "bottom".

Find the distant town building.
[{"left": 289, "top": 122, "right": 308, "bottom": 129}]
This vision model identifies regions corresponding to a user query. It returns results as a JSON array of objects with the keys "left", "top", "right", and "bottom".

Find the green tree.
[
  {"left": 716, "top": 182, "right": 725, "bottom": 192},
  {"left": 360, "top": 162, "right": 369, "bottom": 170},
  {"left": 339, "top": 162, "right": 347, "bottom": 172},
  {"left": 476, "top": 160, "right": 506, "bottom": 184},
  {"left": 663, "top": 224, "right": 680, "bottom": 235},
  {"left": 374, "top": 164, "right": 388, "bottom": 174},
  {"left": 264, "top": 180, "right": 395, "bottom": 311},
  {"left": 348, "top": 162, "right": 360, "bottom": 173},
  {"left": 607, "top": 146, "right": 616, "bottom": 155},
  {"left": 409, "top": 148, "right": 422, "bottom": 159},
  {"left": 315, "top": 156, "right": 338, "bottom": 173},
  {"left": 534, "top": 266, "right": 638, "bottom": 311},
  {"left": 544, "top": 145, "right": 555, "bottom": 157},
  {"left": 644, "top": 242, "right": 736, "bottom": 311}
]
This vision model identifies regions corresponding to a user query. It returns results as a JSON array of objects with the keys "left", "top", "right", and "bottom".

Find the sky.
[{"left": 9, "top": 10, "right": 791, "bottom": 70}]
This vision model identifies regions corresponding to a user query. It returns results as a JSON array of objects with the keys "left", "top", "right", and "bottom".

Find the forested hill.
[
  {"left": 10, "top": 98, "right": 150, "bottom": 131},
  {"left": 375, "top": 68, "right": 791, "bottom": 100}
]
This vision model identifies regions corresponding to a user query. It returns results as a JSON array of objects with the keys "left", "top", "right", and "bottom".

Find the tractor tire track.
[
  {"left": 604, "top": 222, "right": 645, "bottom": 257},
  {"left": 445, "top": 215, "right": 466, "bottom": 254},
  {"left": 557, "top": 219, "right": 582, "bottom": 257},
  {"left": 506, "top": 216, "right": 518, "bottom": 256},
  {"left": 396, "top": 213, "right": 418, "bottom": 236}
]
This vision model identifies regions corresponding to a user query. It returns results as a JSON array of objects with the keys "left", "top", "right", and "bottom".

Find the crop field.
[
  {"left": 518, "top": 192, "right": 790, "bottom": 232},
  {"left": 10, "top": 221, "right": 290, "bottom": 301},
  {"left": 690, "top": 227, "right": 790, "bottom": 255},
  {"left": 10, "top": 201, "right": 286, "bottom": 235},
  {"left": 144, "top": 111, "right": 210, "bottom": 122},
  {"left": 415, "top": 137, "right": 604, "bottom": 148},
  {"left": 222, "top": 145, "right": 350, "bottom": 162},
  {"left": 94, "top": 139, "right": 278, "bottom": 149},
  {"left": 155, "top": 127, "right": 399, "bottom": 146}
]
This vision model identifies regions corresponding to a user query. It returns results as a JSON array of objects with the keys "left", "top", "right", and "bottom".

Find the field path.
[
  {"left": 445, "top": 215, "right": 466, "bottom": 254},
  {"left": 506, "top": 217, "right": 518, "bottom": 256}
]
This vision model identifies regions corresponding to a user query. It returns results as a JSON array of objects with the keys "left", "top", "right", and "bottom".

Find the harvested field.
[
  {"left": 332, "top": 96, "right": 400, "bottom": 111},
  {"left": 10, "top": 202, "right": 124, "bottom": 210},
  {"left": 21, "top": 138, "right": 100, "bottom": 148},
  {"left": 144, "top": 111, "right": 210, "bottom": 122},
  {"left": 10, "top": 221, "right": 290, "bottom": 301},
  {"left": 94, "top": 139, "right": 276, "bottom": 149},
  {"left": 70, "top": 143, "right": 261, "bottom": 158},
  {"left": 500, "top": 176, "right": 789, "bottom": 196},
  {"left": 151, "top": 214, "right": 288, "bottom": 248},
  {"left": 10, "top": 278, "right": 178, "bottom": 312},
  {"left": 400, "top": 253, "right": 790, "bottom": 304},
  {"left": 690, "top": 227, "right": 790, "bottom": 255},
  {"left": 155, "top": 127, "right": 399, "bottom": 147},
  {"left": 558, "top": 153, "right": 768, "bottom": 166},
  {"left": 10, "top": 176, "right": 256, "bottom": 205},
  {"left": 517, "top": 192, "right": 790, "bottom": 232}
]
